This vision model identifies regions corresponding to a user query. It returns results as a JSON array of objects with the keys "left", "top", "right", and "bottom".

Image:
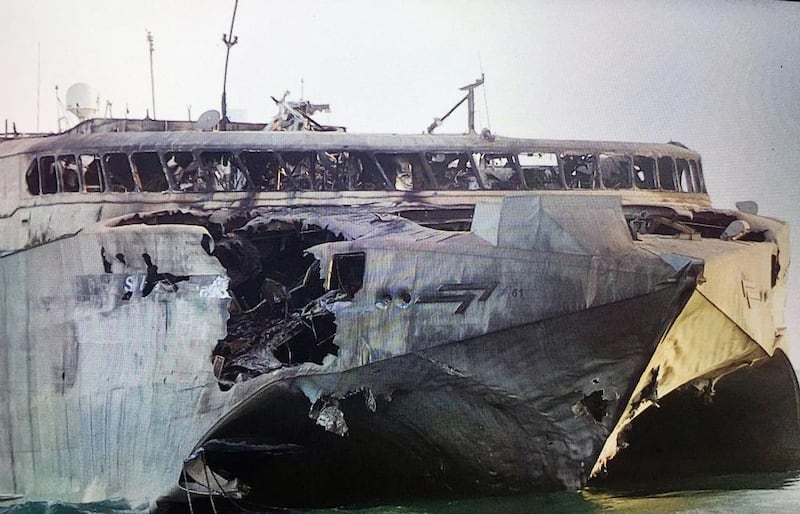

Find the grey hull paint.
[{"left": 186, "top": 271, "right": 696, "bottom": 507}]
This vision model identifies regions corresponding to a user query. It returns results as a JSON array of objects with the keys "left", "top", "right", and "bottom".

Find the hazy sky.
[{"left": 1, "top": 0, "right": 798, "bottom": 356}]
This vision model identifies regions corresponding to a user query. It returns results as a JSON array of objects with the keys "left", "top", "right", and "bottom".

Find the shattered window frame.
[
  {"left": 57, "top": 154, "right": 81, "bottom": 193},
  {"left": 517, "top": 151, "right": 564, "bottom": 190},
  {"left": 470, "top": 153, "right": 522, "bottom": 190},
  {"left": 633, "top": 155, "right": 657, "bottom": 190},
  {"left": 79, "top": 154, "right": 106, "bottom": 193},
  {"left": 275, "top": 151, "right": 316, "bottom": 191},
  {"left": 692, "top": 159, "right": 706, "bottom": 193},
  {"left": 198, "top": 150, "right": 249, "bottom": 192},
  {"left": 25, "top": 157, "right": 40, "bottom": 196},
  {"left": 598, "top": 153, "right": 632, "bottom": 189},
  {"left": 676, "top": 158, "right": 693, "bottom": 192},
  {"left": 39, "top": 156, "right": 58, "bottom": 194},
  {"left": 657, "top": 156, "right": 677, "bottom": 191},
  {"left": 131, "top": 151, "right": 169, "bottom": 192},
  {"left": 562, "top": 153, "right": 597, "bottom": 189},
  {"left": 164, "top": 150, "right": 201, "bottom": 192},
  {"left": 240, "top": 150, "right": 282, "bottom": 191},
  {"left": 376, "top": 153, "right": 432, "bottom": 191},
  {"left": 102, "top": 152, "right": 136, "bottom": 193},
  {"left": 425, "top": 152, "right": 480, "bottom": 190}
]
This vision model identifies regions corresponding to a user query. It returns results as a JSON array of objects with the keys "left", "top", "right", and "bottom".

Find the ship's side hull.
[{"left": 0, "top": 223, "right": 238, "bottom": 507}]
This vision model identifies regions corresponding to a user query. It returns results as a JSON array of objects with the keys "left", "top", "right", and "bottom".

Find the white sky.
[{"left": 1, "top": 0, "right": 799, "bottom": 357}]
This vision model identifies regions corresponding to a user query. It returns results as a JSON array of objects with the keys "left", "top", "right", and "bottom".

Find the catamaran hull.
[{"left": 181, "top": 275, "right": 695, "bottom": 507}]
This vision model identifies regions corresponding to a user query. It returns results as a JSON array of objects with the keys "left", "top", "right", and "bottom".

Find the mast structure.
[
  {"left": 147, "top": 30, "right": 156, "bottom": 119},
  {"left": 426, "top": 74, "right": 485, "bottom": 135},
  {"left": 220, "top": 0, "right": 240, "bottom": 130}
]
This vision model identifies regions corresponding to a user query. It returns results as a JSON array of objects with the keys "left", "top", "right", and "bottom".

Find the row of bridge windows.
[{"left": 24, "top": 149, "right": 705, "bottom": 195}]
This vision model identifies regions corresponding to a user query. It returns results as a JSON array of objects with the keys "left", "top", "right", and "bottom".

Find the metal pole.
[
  {"left": 221, "top": 0, "right": 239, "bottom": 130},
  {"left": 147, "top": 31, "right": 156, "bottom": 119},
  {"left": 36, "top": 41, "right": 41, "bottom": 132}
]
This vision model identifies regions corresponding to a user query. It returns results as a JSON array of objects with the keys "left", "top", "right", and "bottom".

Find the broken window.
[
  {"left": 677, "top": 158, "right": 693, "bottom": 192},
  {"left": 165, "top": 151, "right": 202, "bottom": 192},
  {"left": 276, "top": 152, "right": 315, "bottom": 191},
  {"left": 472, "top": 153, "right": 521, "bottom": 190},
  {"left": 103, "top": 153, "right": 135, "bottom": 192},
  {"left": 240, "top": 151, "right": 282, "bottom": 191},
  {"left": 376, "top": 153, "right": 429, "bottom": 191},
  {"left": 131, "top": 152, "right": 168, "bottom": 192},
  {"left": 80, "top": 154, "right": 105, "bottom": 192},
  {"left": 25, "top": 158, "right": 40, "bottom": 195},
  {"left": 199, "top": 151, "right": 247, "bottom": 192},
  {"left": 328, "top": 252, "right": 366, "bottom": 297},
  {"left": 518, "top": 152, "right": 562, "bottom": 190},
  {"left": 336, "top": 152, "right": 371, "bottom": 191},
  {"left": 39, "top": 156, "right": 57, "bottom": 194},
  {"left": 598, "top": 153, "right": 632, "bottom": 189},
  {"left": 58, "top": 154, "right": 80, "bottom": 192},
  {"left": 691, "top": 159, "right": 704, "bottom": 192},
  {"left": 657, "top": 156, "right": 677, "bottom": 191},
  {"left": 426, "top": 153, "right": 476, "bottom": 190},
  {"left": 360, "top": 153, "right": 393, "bottom": 190},
  {"left": 563, "top": 153, "right": 596, "bottom": 189},
  {"left": 633, "top": 155, "right": 657, "bottom": 189}
]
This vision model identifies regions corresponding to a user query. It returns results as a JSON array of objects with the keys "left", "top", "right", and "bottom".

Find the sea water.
[{"left": 2, "top": 471, "right": 799, "bottom": 514}]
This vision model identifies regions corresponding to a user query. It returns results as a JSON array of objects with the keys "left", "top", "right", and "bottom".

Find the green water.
[{"left": 3, "top": 472, "right": 799, "bottom": 514}]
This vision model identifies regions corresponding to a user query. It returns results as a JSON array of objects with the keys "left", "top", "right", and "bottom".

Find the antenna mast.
[
  {"left": 220, "top": 0, "right": 240, "bottom": 130},
  {"left": 36, "top": 42, "right": 41, "bottom": 132},
  {"left": 147, "top": 30, "right": 156, "bottom": 119},
  {"left": 426, "top": 74, "right": 485, "bottom": 134}
]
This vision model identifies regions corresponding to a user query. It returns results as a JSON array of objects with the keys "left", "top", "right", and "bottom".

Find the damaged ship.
[{"left": 0, "top": 107, "right": 797, "bottom": 509}]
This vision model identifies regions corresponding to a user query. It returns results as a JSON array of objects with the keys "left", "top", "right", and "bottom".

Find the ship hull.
[
  {"left": 187, "top": 275, "right": 694, "bottom": 508},
  {"left": 1, "top": 197, "right": 797, "bottom": 510}
]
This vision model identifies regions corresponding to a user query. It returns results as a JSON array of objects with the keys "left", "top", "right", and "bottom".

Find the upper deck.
[{"left": 0, "top": 118, "right": 708, "bottom": 211}]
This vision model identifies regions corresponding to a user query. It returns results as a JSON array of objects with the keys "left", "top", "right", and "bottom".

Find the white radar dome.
[{"left": 66, "top": 82, "right": 98, "bottom": 119}]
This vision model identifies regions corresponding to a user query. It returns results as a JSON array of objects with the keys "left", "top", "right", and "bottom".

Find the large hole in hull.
[{"left": 210, "top": 222, "right": 350, "bottom": 389}]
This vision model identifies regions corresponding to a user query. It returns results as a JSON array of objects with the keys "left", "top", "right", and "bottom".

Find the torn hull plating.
[
  {"left": 0, "top": 224, "right": 238, "bottom": 506},
  {"left": 191, "top": 274, "right": 695, "bottom": 507}
]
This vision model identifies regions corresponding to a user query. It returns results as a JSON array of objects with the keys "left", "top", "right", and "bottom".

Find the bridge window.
[
  {"left": 657, "top": 156, "right": 677, "bottom": 190},
  {"left": 472, "top": 153, "right": 521, "bottom": 190},
  {"left": 103, "top": 153, "right": 135, "bottom": 192},
  {"left": 426, "top": 153, "right": 475, "bottom": 190},
  {"left": 342, "top": 152, "right": 382, "bottom": 191},
  {"left": 131, "top": 152, "right": 168, "bottom": 192},
  {"left": 677, "top": 158, "right": 693, "bottom": 192},
  {"left": 690, "top": 160, "right": 704, "bottom": 192},
  {"left": 518, "top": 152, "right": 561, "bottom": 190},
  {"left": 376, "top": 153, "right": 430, "bottom": 191},
  {"left": 356, "top": 153, "right": 391, "bottom": 190},
  {"left": 563, "top": 154, "right": 596, "bottom": 189},
  {"left": 276, "top": 151, "right": 314, "bottom": 191},
  {"left": 199, "top": 151, "right": 247, "bottom": 192},
  {"left": 240, "top": 151, "right": 281, "bottom": 191},
  {"left": 598, "top": 154, "right": 631, "bottom": 189},
  {"left": 40, "top": 156, "right": 57, "bottom": 194},
  {"left": 633, "top": 156, "right": 656, "bottom": 189},
  {"left": 26, "top": 158, "right": 40, "bottom": 195},
  {"left": 80, "top": 155, "right": 105, "bottom": 192},
  {"left": 58, "top": 155, "right": 80, "bottom": 192},
  {"left": 165, "top": 151, "right": 201, "bottom": 192}
]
